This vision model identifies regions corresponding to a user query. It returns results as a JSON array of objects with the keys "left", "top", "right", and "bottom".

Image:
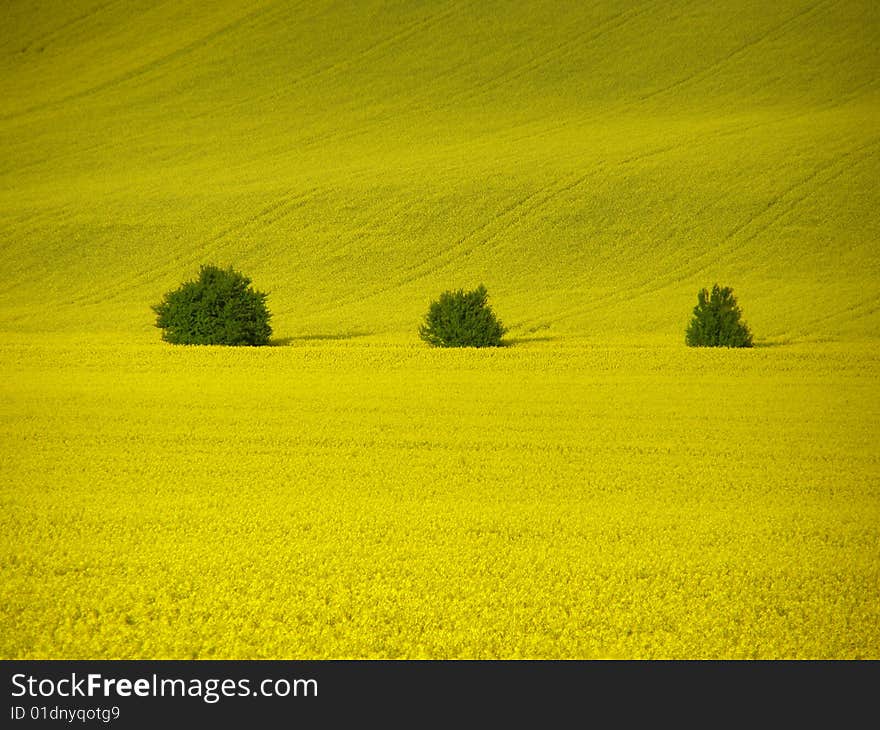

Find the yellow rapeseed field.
[
  {"left": 2, "top": 338, "right": 878, "bottom": 658},
  {"left": 1, "top": 1, "right": 878, "bottom": 659}
]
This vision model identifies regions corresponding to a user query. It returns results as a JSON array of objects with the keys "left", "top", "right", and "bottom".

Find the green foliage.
[
  {"left": 153, "top": 265, "right": 272, "bottom": 346},
  {"left": 685, "top": 284, "right": 753, "bottom": 348},
  {"left": 419, "top": 284, "right": 507, "bottom": 348}
]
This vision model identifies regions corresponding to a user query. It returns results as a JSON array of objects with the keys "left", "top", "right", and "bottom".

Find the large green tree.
[
  {"left": 153, "top": 264, "right": 272, "bottom": 346},
  {"left": 685, "top": 284, "right": 753, "bottom": 348},
  {"left": 419, "top": 284, "right": 507, "bottom": 348}
]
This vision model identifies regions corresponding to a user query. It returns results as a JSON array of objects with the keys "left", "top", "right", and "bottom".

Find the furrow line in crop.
[
  {"left": 639, "top": 0, "right": 839, "bottom": 103},
  {"left": 544, "top": 138, "right": 880, "bottom": 330},
  {"left": 0, "top": 1, "right": 283, "bottom": 122}
]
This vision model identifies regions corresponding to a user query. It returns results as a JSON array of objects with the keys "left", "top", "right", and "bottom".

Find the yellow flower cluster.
[{"left": 1, "top": 339, "right": 878, "bottom": 658}]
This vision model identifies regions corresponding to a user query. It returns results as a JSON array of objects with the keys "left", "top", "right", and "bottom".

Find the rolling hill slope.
[{"left": 1, "top": 0, "right": 877, "bottom": 343}]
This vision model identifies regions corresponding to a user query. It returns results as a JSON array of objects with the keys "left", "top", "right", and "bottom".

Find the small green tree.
[
  {"left": 419, "top": 284, "right": 507, "bottom": 348},
  {"left": 685, "top": 283, "right": 753, "bottom": 348},
  {"left": 153, "top": 264, "right": 272, "bottom": 346}
]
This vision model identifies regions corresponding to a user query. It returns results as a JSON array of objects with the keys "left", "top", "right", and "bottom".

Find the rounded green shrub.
[
  {"left": 419, "top": 284, "right": 507, "bottom": 348},
  {"left": 153, "top": 264, "right": 272, "bottom": 346},
  {"left": 685, "top": 283, "right": 753, "bottom": 348}
]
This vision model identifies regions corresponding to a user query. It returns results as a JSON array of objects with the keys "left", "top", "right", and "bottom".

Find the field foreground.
[{"left": 2, "top": 338, "right": 878, "bottom": 659}]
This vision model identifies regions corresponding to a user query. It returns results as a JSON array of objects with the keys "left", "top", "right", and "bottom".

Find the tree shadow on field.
[
  {"left": 503, "top": 335, "right": 561, "bottom": 346},
  {"left": 270, "top": 332, "right": 372, "bottom": 346},
  {"left": 751, "top": 339, "right": 793, "bottom": 348}
]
